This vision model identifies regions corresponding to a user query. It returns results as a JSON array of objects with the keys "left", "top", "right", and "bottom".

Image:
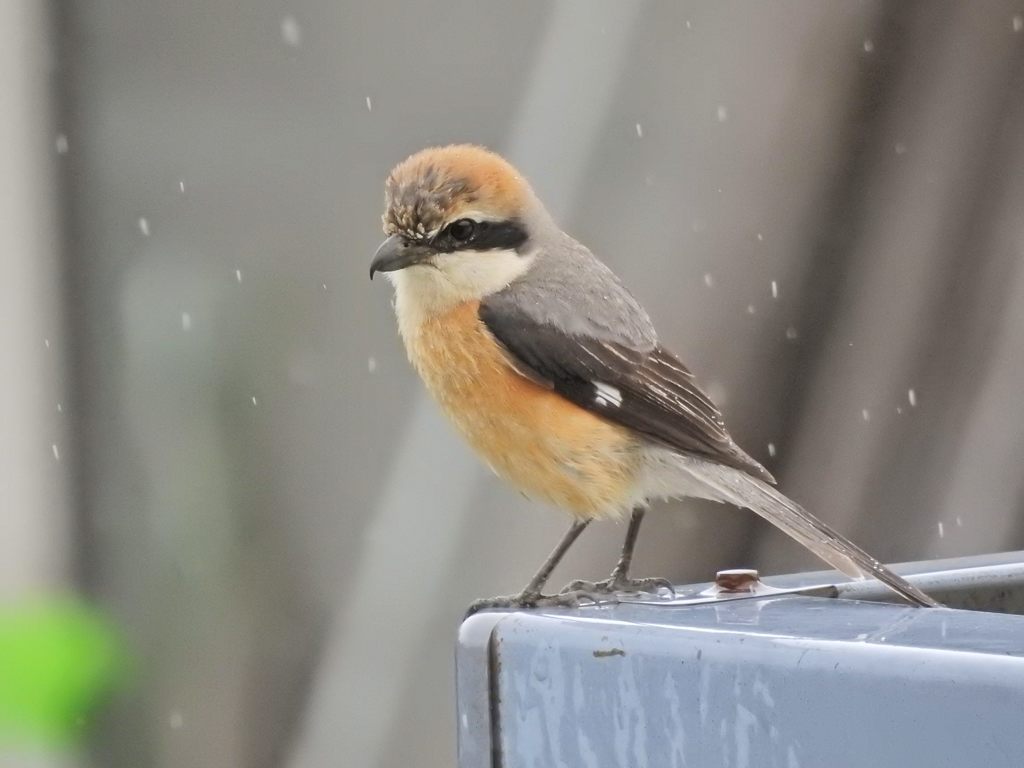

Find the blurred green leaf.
[{"left": 0, "top": 599, "right": 124, "bottom": 745}]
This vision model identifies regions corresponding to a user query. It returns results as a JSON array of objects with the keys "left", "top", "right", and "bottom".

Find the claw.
[
  {"left": 560, "top": 579, "right": 597, "bottom": 594},
  {"left": 465, "top": 592, "right": 539, "bottom": 617},
  {"left": 465, "top": 589, "right": 603, "bottom": 618},
  {"left": 558, "top": 574, "right": 676, "bottom": 600},
  {"left": 629, "top": 577, "right": 676, "bottom": 598}
]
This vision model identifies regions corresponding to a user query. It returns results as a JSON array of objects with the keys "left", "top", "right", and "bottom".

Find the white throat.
[{"left": 390, "top": 248, "right": 535, "bottom": 337}]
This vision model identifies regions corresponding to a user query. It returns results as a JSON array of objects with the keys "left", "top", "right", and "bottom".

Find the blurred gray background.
[{"left": 4, "top": 0, "right": 1024, "bottom": 765}]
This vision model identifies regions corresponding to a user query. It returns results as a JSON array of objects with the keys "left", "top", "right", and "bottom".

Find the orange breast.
[{"left": 403, "top": 301, "right": 640, "bottom": 519}]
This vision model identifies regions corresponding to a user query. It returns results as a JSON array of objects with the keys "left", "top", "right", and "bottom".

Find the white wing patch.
[{"left": 594, "top": 381, "right": 623, "bottom": 407}]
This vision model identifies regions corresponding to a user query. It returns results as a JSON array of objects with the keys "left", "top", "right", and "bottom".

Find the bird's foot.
[
  {"left": 559, "top": 573, "right": 675, "bottom": 600},
  {"left": 465, "top": 589, "right": 602, "bottom": 618}
]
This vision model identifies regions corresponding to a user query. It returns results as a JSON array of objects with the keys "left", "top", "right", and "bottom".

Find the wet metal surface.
[{"left": 457, "top": 551, "right": 1024, "bottom": 767}]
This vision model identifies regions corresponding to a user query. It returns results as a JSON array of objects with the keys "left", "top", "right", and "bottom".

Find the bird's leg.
[
  {"left": 466, "top": 518, "right": 593, "bottom": 616},
  {"left": 560, "top": 506, "right": 674, "bottom": 597}
]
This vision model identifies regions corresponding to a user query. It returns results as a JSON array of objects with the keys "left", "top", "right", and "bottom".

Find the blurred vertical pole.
[
  {"left": 0, "top": 4, "right": 71, "bottom": 593},
  {"left": 0, "top": 1, "right": 74, "bottom": 764}
]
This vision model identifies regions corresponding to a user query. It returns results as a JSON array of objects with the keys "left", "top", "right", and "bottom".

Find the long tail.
[{"left": 690, "top": 462, "right": 940, "bottom": 607}]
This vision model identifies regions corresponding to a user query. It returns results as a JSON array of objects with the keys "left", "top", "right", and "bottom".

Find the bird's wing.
[
  {"left": 478, "top": 240, "right": 773, "bottom": 482},
  {"left": 479, "top": 243, "right": 941, "bottom": 607}
]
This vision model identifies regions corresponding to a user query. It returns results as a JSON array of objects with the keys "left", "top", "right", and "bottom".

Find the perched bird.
[{"left": 370, "top": 144, "right": 939, "bottom": 612}]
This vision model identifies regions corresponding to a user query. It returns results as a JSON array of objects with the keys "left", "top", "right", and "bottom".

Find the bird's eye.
[{"left": 447, "top": 218, "right": 476, "bottom": 243}]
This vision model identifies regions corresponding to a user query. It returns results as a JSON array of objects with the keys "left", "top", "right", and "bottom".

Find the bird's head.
[{"left": 370, "top": 145, "right": 549, "bottom": 315}]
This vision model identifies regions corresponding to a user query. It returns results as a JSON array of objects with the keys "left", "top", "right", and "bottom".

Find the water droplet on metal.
[{"left": 532, "top": 655, "right": 550, "bottom": 682}]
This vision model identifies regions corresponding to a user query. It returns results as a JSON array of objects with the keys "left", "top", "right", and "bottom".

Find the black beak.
[{"left": 369, "top": 235, "right": 432, "bottom": 279}]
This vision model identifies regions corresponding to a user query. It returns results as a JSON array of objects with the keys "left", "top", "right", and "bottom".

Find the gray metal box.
[{"left": 456, "top": 552, "right": 1024, "bottom": 767}]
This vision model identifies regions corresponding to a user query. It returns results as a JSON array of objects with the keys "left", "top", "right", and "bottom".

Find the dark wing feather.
[{"left": 478, "top": 300, "right": 774, "bottom": 483}]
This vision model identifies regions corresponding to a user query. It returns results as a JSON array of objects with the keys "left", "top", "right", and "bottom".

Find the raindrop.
[
  {"left": 767, "top": 442, "right": 777, "bottom": 458},
  {"left": 907, "top": 388, "right": 917, "bottom": 407},
  {"left": 937, "top": 521, "right": 945, "bottom": 538},
  {"left": 56, "top": 403, "right": 63, "bottom": 413},
  {"left": 281, "top": 15, "right": 302, "bottom": 46},
  {"left": 756, "top": 233, "right": 764, "bottom": 241},
  {"left": 770, "top": 280, "right": 778, "bottom": 299},
  {"left": 365, "top": 96, "right": 373, "bottom": 112},
  {"left": 896, "top": 406, "right": 903, "bottom": 415},
  {"left": 138, "top": 217, "right": 150, "bottom": 236},
  {"left": 321, "top": 283, "right": 328, "bottom": 291},
  {"left": 685, "top": 19, "right": 692, "bottom": 29},
  {"left": 179, "top": 180, "right": 186, "bottom": 193},
  {"left": 955, "top": 516, "right": 963, "bottom": 527},
  {"left": 716, "top": 105, "right": 728, "bottom": 123},
  {"left": 235, "top": 269, "right": 243, "bottom": 283},
  {"left": 861, "top": 408, "right": 870, "bottom": 422},
  {"left": 785, "top": 326, "right": 798, "bottom": 341},
  {"left": 746, "top": 304, "right": 756, "bottom": 315},
  {"left": 532, "top": 655, "right": 550, "bottom": 682},
  {"left": 1014, "top": 15, "right": 1023, "bottom": 32},
  {"left": 368, "top": 357, "right": 377, "bottom": 373},
  {"left": 181, "top": 312, "right": 192, "bottom": 331},
  {"left": 863, "top": 39, "right": 874, "bottom": 53},
  {"left": 635, "top": 122, "right": 643, "bottom": 138},
  {"left": 703, "top": 273, "right": 714, "bottom": 287},
  {"left": 55, "top": 134, "right": 69, "bottom": 154},
  {"left": 169, "top": 711, "right": 184, "bottom": 729},
  {"left": 44, "top": 338, "right": 51, "bottom": 349},
  {"left": 251, "top": 395, "right": 258, "bottom": 406},
  {"left": 51, "top": 444, "right": 60, "bottom": 461}
]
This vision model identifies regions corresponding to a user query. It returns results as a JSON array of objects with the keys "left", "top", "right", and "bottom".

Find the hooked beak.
[{"left": 369, "top": 235, "right": 433, "bottom": 279}]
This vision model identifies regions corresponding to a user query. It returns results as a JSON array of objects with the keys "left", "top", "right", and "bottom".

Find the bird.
[{"left": 369, "top": 144, "right": 940, "bottom": 613}]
